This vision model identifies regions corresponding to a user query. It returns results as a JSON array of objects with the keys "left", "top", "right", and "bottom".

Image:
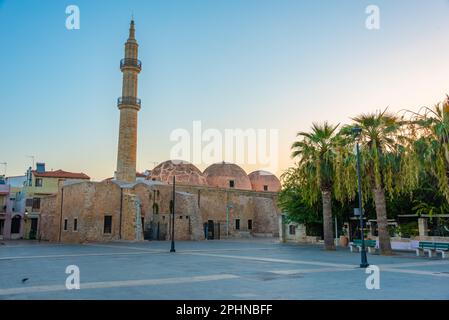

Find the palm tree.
[
  {"left": 343, "top": 109, "right": 405, "bottom": 255},
  {"left": 410, "top": 96, "right": 449, "bottom": 202},
  {"left": 291, "top": 122, "right": 340, "bottom": 250}
]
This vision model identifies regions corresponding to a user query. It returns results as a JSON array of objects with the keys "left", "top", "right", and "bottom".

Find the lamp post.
[
  {"left": 352, "top": 126, "right": 369, "bottom": 268},
  {"left": 170, "top": 176, "right": 176, "bottom": 253}
]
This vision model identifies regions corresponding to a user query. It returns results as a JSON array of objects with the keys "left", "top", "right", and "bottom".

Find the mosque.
[{"left": 39, "top": 21, "right": 282, "bottom": 243}]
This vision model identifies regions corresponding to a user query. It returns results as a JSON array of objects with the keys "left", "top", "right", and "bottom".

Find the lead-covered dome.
[
  {"left": 148, "top": 160, "right": 207, "bottom": 186},
  {"left": 248, "top": 170, "right": 281, "bottom": 192},
  {"left": 203, "top": 162, "right": 252, "bottom": 190}
]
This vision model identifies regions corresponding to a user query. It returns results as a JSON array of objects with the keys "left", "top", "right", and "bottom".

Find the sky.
[{"left": 1, "top": 0, "right": 449, "bottom": 181}]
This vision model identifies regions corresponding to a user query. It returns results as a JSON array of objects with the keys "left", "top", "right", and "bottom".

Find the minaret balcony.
[
  {"left": 117, "top": 96, "right": 141, "bottom": 109},
  {"left": 120, "top": 58, "right": 142, "bottom": 71}
]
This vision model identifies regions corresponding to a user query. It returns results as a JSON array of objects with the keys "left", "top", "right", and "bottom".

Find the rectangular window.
[
  {"left": 104, "top": 215, "right": 112, "bottom": 234},
  {"left": 32, "top": 198, "right": 41, "bottom": 210},
  {"left": 35, "top": 178, "right": 43, "bottom": 187},
  {"left": 235, "top": 219, "right": 240, "bottom": 230},
  {"left": 73, "top": 218, "right": 78, "bottom": 231},
  {"left": 263, "top": 185, "right": 268, "bottom": 191},
  {"left": 64, "top": 219, "right": 68, "bottom": 231},
  {"left": 229, "top": 180, "right": 235, "bottom": 188},
  {"left": 248, "top": 219, "right": 253, "bottom": 230},
  {"left": 289, "top": 225, "right": 296, "bottom": 235},
  {"left": 25, "top": 198, "right": 33, "bottom": 207}
]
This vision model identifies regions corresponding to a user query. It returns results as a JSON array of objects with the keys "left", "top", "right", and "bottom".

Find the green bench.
[
  {"left": 416, "top": 241, "right": 449, "bottom": 259},
  {"left": 349, "top": 239, "right": 378, "bottom": 254}
]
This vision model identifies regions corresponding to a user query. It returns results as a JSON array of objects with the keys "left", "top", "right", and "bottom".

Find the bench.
[
  {"left": 349, "top": 239, "right": 378, "bottom": 254},
  {"left": 416, "top": 241, "right": 449, "bottom": 259}
]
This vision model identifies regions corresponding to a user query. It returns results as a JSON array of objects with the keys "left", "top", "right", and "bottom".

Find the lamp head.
[{"left": 352, "top": 126, "right": 362, "bottom": 140}]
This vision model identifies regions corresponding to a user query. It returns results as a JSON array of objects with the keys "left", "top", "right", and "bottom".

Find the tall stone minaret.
[{"left": 116, "top": 20, "right": 142, "bottom": 182}]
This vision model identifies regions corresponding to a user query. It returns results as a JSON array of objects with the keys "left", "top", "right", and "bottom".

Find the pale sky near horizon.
[{"left": 1, "top": 0, "right": 449, "bottom": 181}]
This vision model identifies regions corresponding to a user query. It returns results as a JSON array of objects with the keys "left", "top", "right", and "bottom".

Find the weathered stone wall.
[
  {"left": 121, "top": 193, "right": 143, "bottom": 241},
  {"left": 39, "top": 195, "right": 58, "bottom": 241},
  {"left": 131, "top": 183, "right": 153, "bottom": 227},
  {"left": 177, "top": 184, "right": 280, "bottom": 238},
  {"left": 39, "top": 180, "right": 281, "bottom": 243},
  {"left": 253, "top": 196, "right": 281, "bottom": 236},
  {"left": 55, "top": 181, "right": 122, "bottom": 243}
]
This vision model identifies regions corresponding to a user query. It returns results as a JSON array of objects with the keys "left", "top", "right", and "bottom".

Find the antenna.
[
  {"left": 149, "top": 161, "right": 159, "bottom": 169},
  {"left": 0, "top": 162, "right": 6, "bottom": 177},
  {"left": 26, "top": 155, "right": 35, "bottom": 169}
]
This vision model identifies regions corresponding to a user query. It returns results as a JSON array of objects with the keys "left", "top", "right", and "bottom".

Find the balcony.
[
  {"left": 117, "top": 96, "right": 141, "bottom": 109},
  {"left": 120, "top": 58, "right": 142, "bottom": 71}
]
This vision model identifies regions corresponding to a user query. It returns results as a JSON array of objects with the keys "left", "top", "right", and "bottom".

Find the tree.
[
  {"left": 410, "top": 96, "right": 449, "bottom": 202},
  {"left": 278, "top": 167, "right": 322, "bottom": 226},
  {"left": 341, "top": 109, "right": 405, "bottom": 255},
  {"left": 290, "top": 122, "right": 340, "bottom": 250}
]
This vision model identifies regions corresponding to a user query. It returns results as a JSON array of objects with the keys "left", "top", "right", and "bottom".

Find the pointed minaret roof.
[{"left": 128, "top": 19, "right": 136, "bottom": 40}]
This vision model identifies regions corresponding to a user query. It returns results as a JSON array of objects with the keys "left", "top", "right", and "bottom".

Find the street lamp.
[
  {"left": 170, "top": 176, "right": 176, "bottom": 253},
  {"left": 352, "top": 126, "right": 369, "bottom": 268}
]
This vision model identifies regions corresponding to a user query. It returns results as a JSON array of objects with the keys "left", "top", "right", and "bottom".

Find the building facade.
[
  {"left": 13, "top": 163, "right": 90, "bottom": 239},
  {"left": 38, "top": 21, "right": 282, "bottom": 244}
]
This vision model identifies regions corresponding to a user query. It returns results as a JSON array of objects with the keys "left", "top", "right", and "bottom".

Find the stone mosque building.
[{"left": 39, "top": 21, "right": 282, "bottom": 243}]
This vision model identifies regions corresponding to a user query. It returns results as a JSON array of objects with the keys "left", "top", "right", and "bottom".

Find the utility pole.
[
  {"left": 0, "top": 162, "right": 6, "bottom": 177},
  {"left": 170, "top": 175, "right": 176, "bottom": 253}
]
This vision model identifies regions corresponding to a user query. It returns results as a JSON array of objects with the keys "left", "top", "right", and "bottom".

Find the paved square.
[{"left": 1, "top": 239, "right": 448, "bottom": 300}]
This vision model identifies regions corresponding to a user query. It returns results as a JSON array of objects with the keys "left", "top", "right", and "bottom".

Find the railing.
[
  {"left": 120, "top": 58, "right": 142, "bottom": 70},
  {"left": 117, "top": 96, "right": 141, "bottom": 107}
]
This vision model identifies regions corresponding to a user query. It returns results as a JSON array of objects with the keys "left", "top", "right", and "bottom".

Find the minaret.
[{"left": 116, "top": 20, "right": 142, "bottom": 182}]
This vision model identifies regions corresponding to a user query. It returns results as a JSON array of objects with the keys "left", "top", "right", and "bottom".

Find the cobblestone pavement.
[{"left": 0, "top": 239, "right": 448, "bottom": 299}]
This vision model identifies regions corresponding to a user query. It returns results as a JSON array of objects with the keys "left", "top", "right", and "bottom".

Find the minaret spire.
[
  {"left": 129, "top": 19, "right": 135, "bottom": 40},
  {"left": 115, "top": 20, "right": 142, "bottom": 182}
]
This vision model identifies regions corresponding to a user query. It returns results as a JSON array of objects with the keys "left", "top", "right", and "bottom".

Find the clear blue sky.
[{"left": 1, "top": 0, "right": 449, "bottom": 180}]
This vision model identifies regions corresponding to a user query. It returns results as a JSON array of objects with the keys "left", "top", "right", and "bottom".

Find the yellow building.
[{"left": 22, "top": 163, "right": 90, "bottom": 239}]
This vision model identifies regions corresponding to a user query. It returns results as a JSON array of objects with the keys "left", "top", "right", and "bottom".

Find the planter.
[{"left": 339, "top": 235, "right": 349, "bottom": 247}]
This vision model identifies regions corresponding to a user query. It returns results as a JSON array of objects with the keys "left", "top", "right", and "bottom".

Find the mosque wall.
[{"left": 39, "top": 180, "right": 281, "bottom": 244}]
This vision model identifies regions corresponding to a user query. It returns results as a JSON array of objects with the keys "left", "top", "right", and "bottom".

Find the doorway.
[
  {"left": 30, "top": 218, "right": 38, "bottom": 239},
  {"left": 205, "top": 220, "right": 215, "bottom": 240},
  {"left": 11, "top": 215, "right": 21, "bottom": 234}
]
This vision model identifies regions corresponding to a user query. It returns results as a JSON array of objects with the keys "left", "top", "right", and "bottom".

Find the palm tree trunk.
[
  {"left": 373, "top": 187, "right": 392, "bottom": 255},
  {"left": 322, "top": 190, "right": 335, "bottom": 250}
]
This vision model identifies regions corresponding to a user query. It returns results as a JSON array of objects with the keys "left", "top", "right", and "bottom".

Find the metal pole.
[
  {"left": 335, "top": 216, "right": 338, "bottom": 247},
  {"left": 356, "top": 141, "right": 369, "bottom": 268},
  {"left": 226, "top": 205, "right": 229, "bottom": 237},
  {"left": 0, "top": 162, "right": 7, "bottom": 177},
  {"left": 170, "top": 176, "right": 176, "bottom": 253}
]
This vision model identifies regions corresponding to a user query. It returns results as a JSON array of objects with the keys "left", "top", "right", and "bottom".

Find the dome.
[
  {"left": 203, "top": 162, "right": 252, "bottom": 190},
  {"left": 248, "top": 170, "right": 281, "bottom": 192},
  {"left": 148, "top": 160, "right": 207, "bottom": 186}
]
